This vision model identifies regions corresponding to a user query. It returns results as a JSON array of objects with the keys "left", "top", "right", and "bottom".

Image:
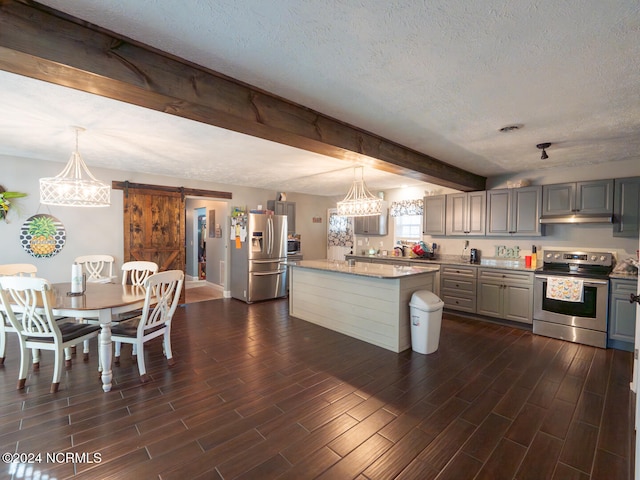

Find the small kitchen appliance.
[
  {"left": 287, "top": 238, "right": 300, "bottom": 255},
  {"left": 469, "top": 248, "right": 479, "bottom": 264}
]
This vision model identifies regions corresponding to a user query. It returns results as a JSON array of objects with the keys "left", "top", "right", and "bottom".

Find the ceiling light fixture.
[
  {"left": 537, "top": 142, "right": 551, "bottom": 160},
  {"left": 40, "top": 127, "right": 111, "bottom": 207},
  {"left": 337, "top": 166, "right": 382, "bottom": 217}
]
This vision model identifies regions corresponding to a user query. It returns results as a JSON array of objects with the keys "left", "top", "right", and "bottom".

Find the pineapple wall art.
[{"left": 20, "top": 214, "right": 66, "bottom": 258}]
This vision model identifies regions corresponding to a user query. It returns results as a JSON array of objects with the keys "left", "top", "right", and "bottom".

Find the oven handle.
[{"left": 534, "top": 274, "right": 609, "bottom": 286}]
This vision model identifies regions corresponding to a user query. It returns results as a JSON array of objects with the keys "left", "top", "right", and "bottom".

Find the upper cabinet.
[
  {"left": 542, "top": 179, "right": 613, "bottom": 216},
  {"left": 613, "top": 176, "right": 640, "bottom": 237},
  {"left": 267, "top": 200, "right": 296, "bottom": 233},
  {"left": 486, "top": 186, "right": 543, "bottom": 236},
  {"left": 446, "top": 191, "right": 486, "bottom": 235},
  {"left": 423, "top": 195, "right": 447, "bottom": 235},
  {"left": 354, "top": 207, "right": 388, "bottom": 236}
]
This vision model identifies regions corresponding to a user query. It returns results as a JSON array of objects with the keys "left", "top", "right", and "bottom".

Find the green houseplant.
[{"left": 0, "top": 186, "right": 27, "bottom": 222}]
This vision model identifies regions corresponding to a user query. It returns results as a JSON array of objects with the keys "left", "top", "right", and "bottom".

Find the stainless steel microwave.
[{"left": 287, "top": 239, "right": 300, "bottom": 254}]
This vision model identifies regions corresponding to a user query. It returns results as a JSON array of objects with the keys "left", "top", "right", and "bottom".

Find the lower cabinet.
[
  {"left": 608, "top": 278, "right": 637, "bottom": 351},
  {"left": 440, "top": 265, "right": 477, "bottom": 313},
  {"left": 477, "top": 269, "right": 534, "bottom": 324}
]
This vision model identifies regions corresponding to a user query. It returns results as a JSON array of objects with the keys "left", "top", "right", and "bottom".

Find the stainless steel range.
[{"left": 533, "top": 250, "right": 614, "bottom": 348}]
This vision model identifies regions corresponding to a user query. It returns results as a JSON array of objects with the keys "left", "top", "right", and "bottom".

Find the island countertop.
[{"left": 294, "top": 259, "right": 440, "bottom": 279}]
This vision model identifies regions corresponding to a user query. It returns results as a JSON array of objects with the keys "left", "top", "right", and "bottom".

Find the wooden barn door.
[{"left": 120, "top": 184, "right": 186, "bottom": 303}]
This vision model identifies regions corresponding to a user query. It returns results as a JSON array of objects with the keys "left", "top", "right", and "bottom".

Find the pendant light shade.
[
  {"left": 39, "top": 127, "right": 111, "bottom": 207},
  {"left": 336, "top": 166, "right": 383, "bottom": 216}
]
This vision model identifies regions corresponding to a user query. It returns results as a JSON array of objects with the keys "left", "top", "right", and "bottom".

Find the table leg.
[{"left": 98, "top": 310, "right": 113, "bottom": 392}]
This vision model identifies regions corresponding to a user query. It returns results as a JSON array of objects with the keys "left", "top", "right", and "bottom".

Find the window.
[{"left": 395, "top": 214, "right": 422, "bottom": 241}]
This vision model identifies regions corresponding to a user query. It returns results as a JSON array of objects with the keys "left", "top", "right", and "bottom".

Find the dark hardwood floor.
[{"left": 0, "top": 298, "right": 634, "bottom": 479}]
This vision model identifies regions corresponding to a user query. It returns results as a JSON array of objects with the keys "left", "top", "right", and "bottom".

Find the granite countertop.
[
  {"left": 609, "top": 271, "right": 639, "bottom": 280},
  {"left": 293, "top": 259, "right": 440, "bottom": 279},
  {"left": 345, "top": 254, "right": 538, "bottom": 273}
]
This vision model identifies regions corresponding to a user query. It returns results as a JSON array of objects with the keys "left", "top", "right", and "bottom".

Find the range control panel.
[{"left": 543, "top": 250, "right": 613, "bottom": 267}]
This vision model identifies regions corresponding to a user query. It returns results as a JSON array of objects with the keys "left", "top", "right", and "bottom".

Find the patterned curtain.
[
  {"left": 389, "top": 199, "right": 423, "bottom": 217},
  {"left": 328, "top": 210, "right": 354, "bottom": 247}
]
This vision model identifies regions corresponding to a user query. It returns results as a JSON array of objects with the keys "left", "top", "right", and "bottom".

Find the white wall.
[{"left": 0, "top": 155, "right": 335, "bottom": 283}]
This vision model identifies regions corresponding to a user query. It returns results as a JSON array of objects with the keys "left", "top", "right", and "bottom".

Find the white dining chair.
[
  {"left": 74, "top": 255, "right": 117, "bottom": 359},
  {"left": 74, "top": 254, "right": 116, "bottom": 283},
  {"left": 0, "top": 276, "right": 101, "bottom": 393},
  {"left": 121, "top": 261, "right": 158, "bottom": 286},
  {"left": 111, "top": 270, "right": 184, "bottom": 383},
  {"left": 114, "top": 261, "right": 159, "bottom": 362},
  {"left": 0, "top": 263, "right": 40, "bottom": 367}
]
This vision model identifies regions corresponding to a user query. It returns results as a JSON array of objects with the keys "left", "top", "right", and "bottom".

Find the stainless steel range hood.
[{"left": 539, "top": 213, "right": 613, "bottom": 224}]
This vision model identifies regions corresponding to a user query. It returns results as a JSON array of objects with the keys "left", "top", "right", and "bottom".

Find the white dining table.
[{"left": 50, "top": 282, "right": 147, "bottom": 392}]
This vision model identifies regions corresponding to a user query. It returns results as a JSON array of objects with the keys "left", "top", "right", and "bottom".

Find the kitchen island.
[{"left": 289, "top": 260, "right": 439, "bottom": 352}]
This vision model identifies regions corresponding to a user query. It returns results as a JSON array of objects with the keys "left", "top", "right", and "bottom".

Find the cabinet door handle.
[{"left": 631, "top": 293, "right": 640, "bottom": 305}]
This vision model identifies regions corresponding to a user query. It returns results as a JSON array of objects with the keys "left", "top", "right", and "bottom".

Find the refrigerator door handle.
[
  {"left": 252, "top": 270, "right": 285, "bottom": 276},
  {"left": 267, "top": 217, "right": 273, "bottom": 255}
]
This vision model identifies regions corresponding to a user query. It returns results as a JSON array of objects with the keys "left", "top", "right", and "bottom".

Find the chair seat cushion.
[
  {"left": 26, "top": 323, "right": 100, "bottom": 343},
  {"left": 115, "top": 309, "right": 143, "bottom": 321},
  {"left": 111, "top": 321, "right": 165, "bottom": 338}
]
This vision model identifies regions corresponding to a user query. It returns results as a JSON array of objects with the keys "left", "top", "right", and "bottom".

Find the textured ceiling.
[{"left": 1, "top": 0, "right": 639, "bottom": 196}]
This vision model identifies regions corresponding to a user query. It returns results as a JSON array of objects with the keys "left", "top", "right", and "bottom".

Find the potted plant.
[{"left": 0, "top": 185, "right": 27, "bottom": 222}]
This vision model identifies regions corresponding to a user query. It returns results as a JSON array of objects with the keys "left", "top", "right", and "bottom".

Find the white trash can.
[{"left": 409, "top": 290, "right": 444, "bottom": 354}]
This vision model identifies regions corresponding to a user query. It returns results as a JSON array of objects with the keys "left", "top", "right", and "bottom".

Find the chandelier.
[
  {"left": 39, "top": 127, "right": 111, "bottom": 207},
  {"left": 336, "top": 166, "right": 383, "bottom": 216}
]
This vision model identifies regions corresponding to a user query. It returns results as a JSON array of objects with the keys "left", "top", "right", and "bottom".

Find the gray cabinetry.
[
  {"left": 423, "top": 195, "right": 446, "bottom": 235},
  {"left": 542, "top": 179, "right": 613, "bottom": 216},
  {"left": 608, "top": 278, "right": 637, "bottom": 351},
  {"left": 613, "top": 177, "right": 640, "bottom": 238},
  {"left": 477, "top": 269, "right": 534, "bottom": 324},
  {"left": 354, "top": 208, "right": 388, "bottom": 236},
  {"left": 268, "top": 200, "right": 296, "bottom": 233},
  {"left": 446, "top": 191, "right": 486, "bottom": 235},
  {"left": 440, "top": 265, "right": 477, "bottom": 313},
  {"left": 486, "top": 186, "right": 542, "bottom": 236}
]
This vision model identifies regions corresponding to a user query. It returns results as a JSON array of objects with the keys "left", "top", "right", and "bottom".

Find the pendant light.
[
  {"left": 39, "top": 127, "right": 111, "bottom": 207},
  {"left": 536, "top": 142, "right": 551, "bottom": 160},
  {"left": 336, "top": 166, "right": 383, "bottom": 216}
]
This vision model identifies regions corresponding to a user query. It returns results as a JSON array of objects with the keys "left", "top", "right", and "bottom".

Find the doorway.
[
  {"left": 197, "top": 208, "right": 207, "bottom": 280},
  {"left": 185, "top": 198, "right": 228, "bottom": 302}
]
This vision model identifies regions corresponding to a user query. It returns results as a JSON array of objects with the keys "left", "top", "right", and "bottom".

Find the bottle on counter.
[{"left": 531, "top": 245, "right": 537, "bottom": 269}]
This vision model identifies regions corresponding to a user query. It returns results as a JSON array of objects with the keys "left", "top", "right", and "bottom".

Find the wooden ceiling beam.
[{"left": 0, "top": 0, "right": 485, "bottom": 191}]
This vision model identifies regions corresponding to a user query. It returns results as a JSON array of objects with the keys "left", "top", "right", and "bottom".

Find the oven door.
[{"left": 534, "top": 274, "right": 609, "bottom": 331}]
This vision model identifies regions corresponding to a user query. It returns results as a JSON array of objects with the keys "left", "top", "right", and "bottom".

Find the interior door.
[{"left": 122, "top": 186, "right": 186, "bottom": 302}]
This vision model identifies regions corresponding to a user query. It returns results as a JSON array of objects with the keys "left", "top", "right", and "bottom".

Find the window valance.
[{"left": 389, "top": 199, "right": 423, "bottom": 217}]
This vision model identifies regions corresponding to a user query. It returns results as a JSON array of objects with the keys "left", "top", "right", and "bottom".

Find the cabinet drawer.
[
  {"left": 441, "top": 265, "right": 477, "bottom": 278},
  {"left": 442, "top": 294, "right": 476, "bottom": 313},
  {"left": 611, "top": 279, "right": 637, "bottom": 294},
  {"left": 442, "top": 277, "right": 476, "bottom": 293},
  {"left": 478, "top": 269, "right": 533, "bottom": 285}
]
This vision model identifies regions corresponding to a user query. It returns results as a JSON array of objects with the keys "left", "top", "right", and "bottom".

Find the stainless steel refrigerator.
[{"left": 230, "top": 212, "right": 288, "bottom": 303}]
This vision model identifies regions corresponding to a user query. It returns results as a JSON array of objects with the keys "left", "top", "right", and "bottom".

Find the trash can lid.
[{"left": 409, "top": 290, "right": 444, "bottom": 311}]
